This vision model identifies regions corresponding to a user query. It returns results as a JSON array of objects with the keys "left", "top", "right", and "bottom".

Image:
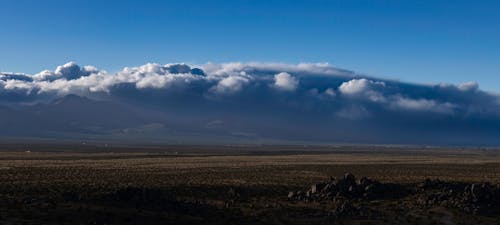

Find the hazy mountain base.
[
  {"left": 2, "top": 93, "right": 500, "bottom": 146},
  {"left": 0, "top": 147, "right": 499, "bottom": 225},
  {"left": 0, "top": 95, "right": 324, "bottom": 145}
]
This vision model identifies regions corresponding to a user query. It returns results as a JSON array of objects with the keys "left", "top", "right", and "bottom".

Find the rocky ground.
[
  {"left": 288, "top": 173, "right": 500, "bottom": 220},
  {"left": 0, "top": 147, "right": 498, "bottom": 224}
]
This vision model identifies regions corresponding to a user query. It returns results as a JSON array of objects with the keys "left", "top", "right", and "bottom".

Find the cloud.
[
  {"left": 33, "top": 62, "right": 98, "bottom": 81},
  {"left": 0, "top": 73, "right": 33, "bottom": 82},
  {"left": 438, "top": 81, "right": 479, "bottom": 92},
  {"left": 273, "top": 72, "right": 299, "bottom": 91},
  {"left": 201, "top": 62, "right": 353, "bottom": 78},
  {"left": 391, "top": 96, "right": 456, "bottom": 114},
  {"left": 1, "top": 61, "right": 500, "bottom": 145},
  {"left": 210, "top": 75, "right": 250, "bottom": 94},
  {"left": 324, "top": 88, "right": 336, "bottom": 97},
  {"left": 457, "top": 81, "right": 479, "bottom": 92},
  {"left": 336, "top": 105, "right": 371, "bottom": 120},
  {"left": 1, "top": 62, "right": 498, "bottom": 116},
  {"left": 339, "top": 78, "right": 385, "bottom": 95},
  {"left": 3, "top": 79, "right": 35, "bottom": 92},
  {"left": 338, "top": 78, "right": 387, "bottom": 103}
]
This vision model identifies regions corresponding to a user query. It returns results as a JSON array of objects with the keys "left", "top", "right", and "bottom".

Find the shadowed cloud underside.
[{"left": 1, "top": 62, "right": 499, "bottom": 145}]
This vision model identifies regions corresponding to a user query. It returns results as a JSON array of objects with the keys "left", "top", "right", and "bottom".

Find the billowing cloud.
[
  {"left": 273, "top": 72, "right": 299, "bottom": 91},
  {"left": 1, "top": 61, "right": 500, "bottom": 145},
  {"left": 339, "top": 78, "right": 385, "bottom": 95},
  {"left": 210, "top": 75, "right": 250, "bottom": 94},
  {"left": 33, "top": 62, "right": 98, "bottom": 81},
  {"left": 338, "top": 79, "right": 386, "bottom": 103}
]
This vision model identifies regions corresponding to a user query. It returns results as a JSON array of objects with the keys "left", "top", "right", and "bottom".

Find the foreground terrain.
[{"left": 0, "top": 145, "right": 499, "bottom": 224}]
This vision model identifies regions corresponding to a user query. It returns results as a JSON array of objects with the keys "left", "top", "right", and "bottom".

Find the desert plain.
[{"left": 0, "top": 145, "right": 499, "bottom": 225}]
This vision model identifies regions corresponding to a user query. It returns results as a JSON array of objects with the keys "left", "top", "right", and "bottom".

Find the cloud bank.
[{"left": 1, "top": 62, "right": 500, "bottom": 145}]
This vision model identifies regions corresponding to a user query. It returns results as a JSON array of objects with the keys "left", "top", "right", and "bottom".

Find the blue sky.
[{"left": 1, "top": 0, "right": 499, "bottom": 91}]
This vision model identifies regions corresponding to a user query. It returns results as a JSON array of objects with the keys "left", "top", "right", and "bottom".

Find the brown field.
[{"left": 0, "top": 146, "right": 499, "bottom": 224}]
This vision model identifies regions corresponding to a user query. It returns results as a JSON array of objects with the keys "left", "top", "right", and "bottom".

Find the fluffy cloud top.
[
  {"left": 338, "top": 79, "right": 387, "bottom": 103},
  {"left": 34, "top": 62, "right": 98, "bottom": 81},
  {"left": 1, "top": 62, "right": 497, "bottom": 116},
  {"left": 339, "top": 79, "right": 385, "bottom": 95},
  {"left": 273, "top": 72, "right": 299, "bottom": 91},
  {"left": 1, "top": 61, "right": 500, "bottom": 145},
  {"left": 211, "top": 75, "right": 250, "bottom": 94}
]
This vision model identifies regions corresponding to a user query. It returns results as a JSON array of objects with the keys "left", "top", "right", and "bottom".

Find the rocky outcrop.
[
  {"left": 288, "top": 174, "right": 500, "bottom": 215},
  {"left": 288, "top": 173, "right": 409, "bottom": 201},
  {"left": 418, "top": 179, "right": 500, "bottom": 215}
]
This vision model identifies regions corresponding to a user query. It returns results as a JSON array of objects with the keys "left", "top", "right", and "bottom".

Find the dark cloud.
[{"left": 0, "top": 62, "right": 499, "bottom": 145}]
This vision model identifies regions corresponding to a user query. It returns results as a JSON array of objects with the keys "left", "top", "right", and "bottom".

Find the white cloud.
[
  {"left": 135, "top": 73, "right": 201, "bottom": 89},
  {"left": 338, "top": 79, "right": 386, "bottom": 103},
  {"left": 273, "top": 72, "right": 299, "bottom": 91},
  {"left": 135, "top": 75, "right": 170, "bottom": 89},
  {"left": 457, "top": 81, "right": 479, "bottom": 92},
  {"left": 438, "top": 81, "right": 480, "bottom": 92},
  {"left": 33, "top": 70, "right": 57, "bottom": 81},
  {"left": 0, "top": 62, "right": 352, "bottom": 97},
  {"left": 392, "top": 96, "right": 456, "bottom": 114},
  {"left": 3, "top": 79, "right": 34, "bottom": 93},
  {"left": 2, "top": 61, "right": 500, "bottom": 145},
  {"left": 211, "top": 76, "right": 250, "bottom": 94},
  {"left": 0, "top": 61, "right": 498, "bottom": 121},
  {"left": 339, "top": 78, "right": 385, "bottom": 95}
]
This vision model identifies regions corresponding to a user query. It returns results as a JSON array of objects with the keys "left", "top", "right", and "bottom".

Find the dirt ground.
[{"left": 0, "top": 146, "right": 498, "bottom": 224}]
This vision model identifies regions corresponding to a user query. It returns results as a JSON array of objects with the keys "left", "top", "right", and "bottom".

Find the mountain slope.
[{"left": 0, "top": 95, "right": 163, "bottom": 139}]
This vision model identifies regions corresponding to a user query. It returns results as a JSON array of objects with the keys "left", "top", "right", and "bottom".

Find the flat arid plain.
[{"left": 0, "top": 145, "right": 499, "bottom": 225}]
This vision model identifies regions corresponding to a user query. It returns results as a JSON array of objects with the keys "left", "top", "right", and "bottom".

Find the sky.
[
  {"left": 1, "top": 0, "right": 500, "bottom": 146},
  {"left": 1, "top": 0, "right": 499, "bottom": 92}
]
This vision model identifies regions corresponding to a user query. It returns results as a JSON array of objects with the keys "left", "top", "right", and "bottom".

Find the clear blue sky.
[{"left": 1, "top": 0, "right": 499, "bottom": 91}]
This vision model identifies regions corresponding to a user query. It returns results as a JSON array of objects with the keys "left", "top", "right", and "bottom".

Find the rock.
[
  {"left": 287, "top": 173, "right": 500, "bottom": 216},
  {"left": 310, "top": 184, "right": 318, "bottom": 194},
  {"left": 344, "top": 173, "right": 356, "bottom": 183},
  {"left": 227, "top": 187, "right": 240, "bottom": 201},
  {"left": 311, "top": 183, "right": 326, "bottom": 194},
  {"left": 358, "top": 177, "right": 372, "bottom": 186},
  {"left": 330, "top": 201, "right": 358, "bottom": 218},
  {"left": 365, "top": 184, "right": 374, "bottom": 192},
  {"left": 288, "top": 173, "right": 410, "bottom": 202}
]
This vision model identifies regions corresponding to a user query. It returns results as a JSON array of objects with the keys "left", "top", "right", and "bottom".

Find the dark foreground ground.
[{"left": 0, "top": 145, "right": 499, "bottom": 225}]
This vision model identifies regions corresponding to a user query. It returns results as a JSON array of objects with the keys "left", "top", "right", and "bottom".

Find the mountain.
[{"left": 0, "top": 95, "right": 163, "bottom": 140}]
